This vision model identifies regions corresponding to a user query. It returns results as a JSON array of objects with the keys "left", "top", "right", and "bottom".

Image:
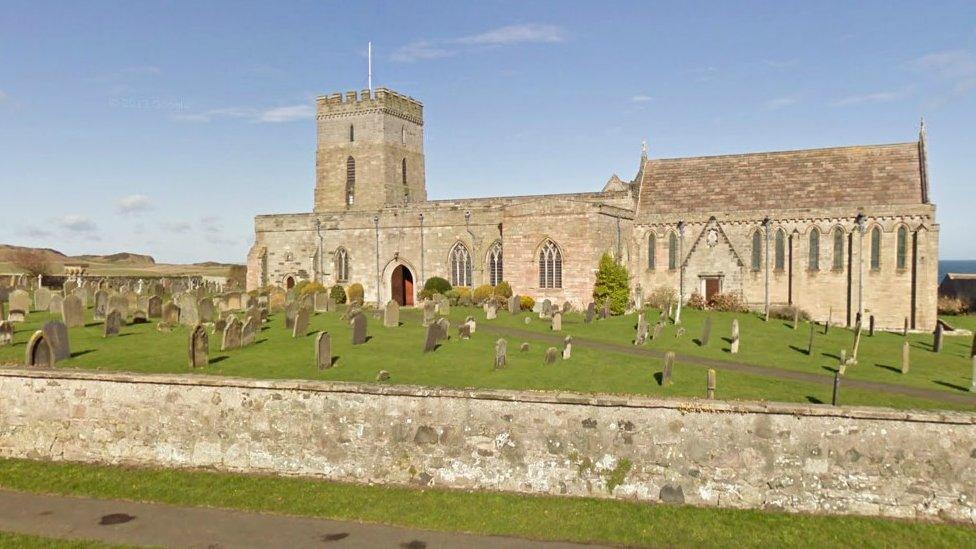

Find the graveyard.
[{"left": 1, "top": 286, "right": 973, "bottom": 412}]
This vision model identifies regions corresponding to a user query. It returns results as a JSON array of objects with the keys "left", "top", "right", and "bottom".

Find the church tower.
[{"left": 313, "top": 88, "right": 427, "bottom": 212}]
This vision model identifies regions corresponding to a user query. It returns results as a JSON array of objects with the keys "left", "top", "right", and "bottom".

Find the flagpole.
[{"left": 368, "top": 41, "right": 373, "bottom": 91}]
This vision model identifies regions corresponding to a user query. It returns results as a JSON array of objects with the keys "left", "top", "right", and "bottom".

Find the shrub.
[
  {"left": 686, "top": 292, "right": 707, "bottom": 310},
  {"left": 493, "top": 281, "right": 513, "bottom": 299},
  {"left": 298, "top": 281, "right": 326, "bottom": 298},
  {"left": 423, "top": 276, "right": 452, "bottom": 295},
  {"left": 646, "top": 286, "right": 678, "bottom": 310},
  {"left": 519, "top": 295, "right": 535, "bottom": 311},
  {"left": 347, "top": 283, "right": 364, "bottom": 304},
  {"left": 707, "top": 292, "right": 748, "bottom": 312},
  {"left": 448, "top": 287, "right": 471, "bottom": 305},
  {"left": 938, "top": 296, "right": 969, "bottom": 315},
  {"left": 418, "top": 289, "right": 434, "bottom": 301},
  {"left": 330, "top": 284, "right": 347, "bottom": 304},
  {"left": 592, "top": 253, "right": 631, "bottom": 315},
  {"left": 473, "top": 284, "right": 493, "bottom": 304},
  {"left": 768, "top": 305, "right": 810, "bottom": 321}
]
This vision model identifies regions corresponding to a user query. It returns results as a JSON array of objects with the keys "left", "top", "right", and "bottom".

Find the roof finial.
[
  {"left": 919, "top": 116, "right": 926, "bottom": 137},
  {"left": 640, "top": 139, "right": 648, "bottom": 159}
]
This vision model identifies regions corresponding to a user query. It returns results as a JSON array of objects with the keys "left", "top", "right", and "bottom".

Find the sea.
[{"left": 939, "top": 260, "right": 976, "bottom": 282}]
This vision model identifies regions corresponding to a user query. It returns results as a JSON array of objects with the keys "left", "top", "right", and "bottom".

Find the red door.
[{"left": 705, "top": 278, "right": 720, "bottom": 301}]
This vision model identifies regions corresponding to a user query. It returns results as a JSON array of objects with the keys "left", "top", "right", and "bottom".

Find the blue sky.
[{"left": 1, "top": 1, "right": 974, "bottom": 263}]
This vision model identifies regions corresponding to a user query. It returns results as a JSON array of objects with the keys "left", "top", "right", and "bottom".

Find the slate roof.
[{"left": 637, "top": 142, "right": 927, "bottom": 216}]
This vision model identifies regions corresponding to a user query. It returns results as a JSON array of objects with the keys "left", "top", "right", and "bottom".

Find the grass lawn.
[
  {"left": 0, "top": 458, "right": 973, "bottom": 548},
  {"left": 0, "top": 531, "right": 130, "bottom": 548},
  {"left": 0, "top": 305, "right": 970, "bottom": 411}
]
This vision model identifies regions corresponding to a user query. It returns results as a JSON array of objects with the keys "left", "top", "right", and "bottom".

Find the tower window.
[
  {"left": 487, "top": 241, "right": 503, "bottom": 286},
  {"left": 449, "top": 242, "right": 472, "bottom": 287},
  {"left": 345, "top": 156, "right": 355, "bottom": 206},
  {"left": 349, "top": 124, "right": 354, "bottom": 142},
  {"left": 538, "top": 239, "right": 562, "bottom": 289}
]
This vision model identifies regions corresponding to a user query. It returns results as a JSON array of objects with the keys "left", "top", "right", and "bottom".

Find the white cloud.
[
  {"left": 763, "top": 59, "right": 799, "bottom": 68},
  {"left": 832, "top": 89, "right": 910, "bottom": 106},
  {"left": 176, "top": 104, "right": 313, "bottom": 124},
  {"left": 392, "top": 23, "right": 567, "bottom": 63},
  {"left": 174, "top": 107, "right": 254, "bottom": 123},
  {"left": 764, "top": 96, "right": 799, "bottom": 110},
  {"left": 162, "top": 221, "right": 192, "bottom": 233},
  {"left": 116, "top": 194, "right": 152, "bottom": 214},
  {"left": 59, "top": 215, "right": 97, "bottom": 232},
  {"left": 258, "top": 104, "right": 314, "bottom": 123},
  {"left": 911, "top": 49, "right": 976, "bottom": 105},
  {"left": 631, "top": 94, "right": 653, "bottom": 102},
  {"left": 19, "top": 226, "right": 51, "bottom": 238}
]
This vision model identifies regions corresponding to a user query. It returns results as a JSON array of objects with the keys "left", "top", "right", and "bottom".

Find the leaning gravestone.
[
  {"left": 901, "top": 340, "right": 911, "bottom": 374},
  {"left": 293, "top": 307, "right": 310, "bottom": 338},
  {"left": 104, "top": 310, "right": 122, "bottom": 337},
  {"left": 494, "top": 338, "right": 507, "bottom": 368},
  {"left": 315, "top": 331, "right": 332, "bottom": 369},
  {"left": 284, "top": 302, "right": 299, "bottom": 329},
  {"left": 34, "top": 288, "right": 52, "bottom": 312},
  {"left": 25, "top": 330, "right": 54, "bottom": 368},
  {"left": 700, "top": 317, "right": 712, "bottom": 347},
  {"left": 41, "top": 321, "right": 70, "bottom": 362},
  {"left": 162, "top": 302, "right": 180, "bottom": 325},
  {"left": 61, "top": 295, "right": 85, "bottom": 328},
  {"left": 661, "top": 351, "right": 675, "bottom": 386},
  {"left": 241, "top": 316, "right": 257, "bottom": 347},
  {"left": 585, "top": 302, "right": 595, "bottom": 324},
  {"left": 93, "top": 290, "right": 109, "bottom": 320},
  {"left": 222, "top": 317, "right": 242, "bottom": 350},
  {"left": 0, "top": 321, "right": 12, "bottom": 346},
  {"left": 544, "top": 347, "right": 559, "bottom": 364},
  {"left": 48, "top": 294, "right": 64, "bottom": 316},
  {"left": 635, "top": 315, "right": 648, "bottom": 345},
  {"left": 188, "top": 324, "right": 209, "bottom": 368},
  {"left": 551, "top": 311, "right": 562, "bottom": 331},
  {"left": 933, "top": 323, "right": 944, "bottom": 353},
  {"left": 436, "top": 318, "right": 451, "bottom": 342},
  {"left": 147, "top": 296, "right": 162, "bottom": 318},
  {"left": 384, "top": 300, "right": 400, "bottom": 328},
  {"left": 423, "top": 323, "right": 440, "bottom": 353},
  {"left": 350, "top": 312, "right": 367, "bottom": 345}
]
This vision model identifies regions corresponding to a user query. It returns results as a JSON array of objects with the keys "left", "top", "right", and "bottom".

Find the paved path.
[
  {"left": 0, "top": 489, "right": 610, "bottom": 548},
  {"left": 477, "top": 323, "right": 976, "bottom": 407}
]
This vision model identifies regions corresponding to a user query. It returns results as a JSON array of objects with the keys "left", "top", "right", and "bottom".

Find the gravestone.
[
  {"left": 422, "top": 300, "right": 436, "bottom": 326},
  {"left": 509, "top": 295, "right": 520, "bottom": 314},
  {"left": 585, "top": 302, "right": 595, "bottom": 324},
  {"left": 901, "top": 340, "right": 910, "bottom": 374},
  {"left": 544, "top": 347, "right": 559, "bottom": 364},
  {"left": 634, "top": 284, "right": 644, "bottom": 311},
  {"left": 162, "top": 302, "right": 180, "bottom": 325},
  {"left": 933, "top": 323, "right": 944, "bottom": 353},
  {"left": 825, "top": 307, "right": 832, "bottom": 335},
  {"left": 350, "top": 312, "right": 367, "bottom": 345},
  {"left": 293, "top": 307, "right": 310, "bottom": 338},
  {"left": 551, "top": 311, "right": 562, "bottom": 332},
  {"left": 41, "top": 321, "right": 70, "bottom": 362},
  {"left": 241, "top": 316, "right": 257, "bottom": 347},
  {"left": 971, "top": 331, "right": 976, "bottom": 360},
  {"left": 423, "top": 323, "right": 440, "bottom": 353},
  {"left": 147, "top": 296, "right": 162, "bottom": 318},
  {"left": 458, "top": 324, "right": 471, "bottom": 340},
  {"left": 61, "top": 295, "right": 84, "bottom": 328},
  {"left": 540, "top": 299, "right": 553, "bottom": 319},
  {"left": 562, "top": 335, "right": 572, "bottom": 359},
  {"left": 222, "top": 317, "right": 242, "bottom": 350},
  {"left": 838, "top": 349, "right": 848, "bottom": 375},
  {"left": 104, "top": 310, "right": 122, "bottom": 337},
  {"left": 314, "top": 292, "right": 330, "bottom": 313},
  {"left": 600, "top": 301, "right": 610, "bottom": 320},
  {"left": 188, "top": 324, "right": 209, "bottom": 368},
  {"left": 868, "top": 315, "right": 875, "bottom": 337},
  {"left": 635, "top": 314, "right": 648, "bottom": 345},
  {"left": 832, "top": 372, "right": 841, "bottom": 405},
  {"left": 807, "top": 323, "right": 816, "bottom": 355},
  {"left": 284, "top": 302, "right": 298, "bottom": 329},
  {"left": 108, "top": 294, "right": 129, "bottom": 319},
  {"left": 214, "top": 317, "right": 227, "bottom": 335},
  {"left": 652, "top": 322, "right": 664, "bottom": 341},
  {"left": 486, "top": 303, "right": 497, "bottom": 320},
  {"left": 436, "top": 318, "right": 451, "bottom": 342},
  {"left": 850, "top": 316, "right": 863, "bottom": 363},
  {"left": 34, "top": 288, "right": 52, "bottom": 312},
  {"left": 465, "top": 316, "right": 477, "bottom": 334},
  {"left": 315, "top": 331, "right": 332, "bottom": 369},
  {"left": 125, "top": 291, "right": 139, "bottom": 312},
  {"left": 384, "top": 300, "right": 400, "bottom": 328},
  {"left": 48, "top": 294, "right": 64, "bottom": 316},
  {"left": 93, "top": 290, "right": 109, "bottom": 320},
  {"left": 0, "top": 321, "right": 12, "bottom": 346},
  {"left": 132, "top": 309, "right": 148, "bottom": 324},
  {"left": 198, "top": 298, "right": 215, "bottom": 323},
  {"left": 661, "top": 351, "right": 675, "bottom": 386},
  {"left": 730, "top": 319, "right": 740, "bottom": 354},
  {"left": 8, "top": 289, "right": 29, "bottom": 321},
  {"left": 25, "top": 330, "right": 54, "bottom": 368},
  {"left": 494, "top": 338, "right": 507, "bottom": 368},
  {"left": 71, "top": 288, "right": 88, "bottom": 308},
  {"left": 178, "top": 294, "right": 199, "bottom": 326},
  {"left": 792, "top": 307, "right": 799, "bottom": 330},
  {"left": 706, "top": 369, "right": 717, "bottom": 399},
  {"left": 700, "top": 317, "right": 712, "bottom": 346},
  {"left": 437, "top": 300, "right": 450, "bottom": 316}
]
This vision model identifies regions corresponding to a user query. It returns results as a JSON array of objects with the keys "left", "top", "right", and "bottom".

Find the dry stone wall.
[{"left": 1, "top": 369, "right": 973, "bottom": 523}]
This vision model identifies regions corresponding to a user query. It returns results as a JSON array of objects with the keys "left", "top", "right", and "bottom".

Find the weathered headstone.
[
  {"left": 162, "top": 302, "right": 180, "bottom": 325},
  {"left": 652, "top": 322, "right": 664, "bottom": 341},
  {"left": 901, "top": 340, "right": 911, "bottom": 374},
  {"left": 509, "top": 295, "right": 520, "bottom": 314},
  {"left": 104, "top": 310, "right": 122, "bottom": 337},
  {"left": 313, "top": 292, "right": 331, "bottom": 313},
  {"left": 634, "top": 315, "right": 648, "bottom": 345},
  {"left": 384, "top": 300, "right": 400, "bottom": 328},
  {"left": 0, "top": 321, "right": 12, "bottom": 346},
  {"left": 41, "top": 321, "right": 70, "bottom": 362},
  {"left": 700, "top": 317, "right": 712, "bottom": 347},
  {"left": 222, "top": 317, "right": 243, "bottom": 350},
  {"left": 933, "top": 323, "right": 944, "bottom": 353},
  {"left": 838, "top": 349, "right": 848, "bottom": 375},
  {"left": 458, "top": 324, "right": 471, "bottom": 340},
  {"left": 807, "top": 323, "right": 816, "bottom": 355},
  {"left": 350, "top": 312, "right": 367, "bottom": 345},
  {"left": 437, "top": 300, "right": 450, "bottom": 316},
  {"left": 585, "top": 302, "right": 595, "bottom": 324},
  {"left": 825, "top": 307, "right": 832, "bottom": 335},
  {"left": 177, "top": 294, "right": 199, "bottom": 326},
  {"left": 241, "top": 316, "right": 257, "bottom": 347},
  {"left": 284, "top": 302, "right": 298, "bottom": 329},
  {"left": 661, "top": 351, "right": 675, "bottom": 386},
  {"left": 850, "top": 316, "right": 863, "bottom": 364},
  {"left": 188, "top": 324, "right": 209, "bottom": 367},
  {"left": 551, "top": 311, "right": 562, "bottom": 332},
  {"left": 48, "top": 293, "right": 64, "bottom": 316},
  {"left": 494, "top": 338, "right": 507, "bottom": 368},
  {"left": 544, "top": 347, "right": 559, "bottom": 364},
  {"left": 600, "top": 300, "right": 610, "bottom": 320},
  {"left": 93, "top": 290, "right": 109, "bottom": 320},
  {"left": 562, "top": 335, "right": 572, "bottom": 359},
  {"left": 436, "top": 318, "right": 450, "bottom": 342},
  {"left": 706, "top": 369, "right": 716, "bottom": 399},
  {"left": 792, "top": 307, "right": 799, "bottom": 330},
  {"left": 540, "top": 299, "right": 553, "bottom": 319},
  {"left": 108, "top": 294, "right": 129, "bottom": 319},
  {"left": 868, "top": 315, "right": 875, "bottom": 337},
  {"left": 34, "top": 288, "right": 52, "bottom": 312},
  {"left": 423, "top": 323, "right": 440, "bottom": 353},
  {"left": 8, "top": 290, "right": 29, "bottom": 321},
  {"left": 422, "top": 300, "right": 436, "bottom": 326},
  {"left": 147, "top": 295, "right": 162, "bottom": 318},
  {"left": 132, "top": 309, "right": 148, "bottom": 324},
  {"left": 634, "top": 284, "right": 644, "bottom": 311},
  {"left": 315, "top": 331, "right": 332, "bottom": 369},
  {"left": 730, "top": 319, "right": 740, "bottom": 354},
  {"left": 198, "top": 298, "right": 215, "bottom": 323},
  {"left": 61, "top": 295, "right": 84, "bottom": 328},
  {"left": 520, "top": 342, "right": 529, "bottom": 352},
  {"left": 831, "top": 372, "right": 841, "bottom": 405},
  {"left": 465, "top": 316, "right": 476, "bottom": 334},
  {"left": 375, "top": 370, "right": 391, "bottom": 381},
  {"left": 25, "top": 330, "right": 54, "bottom": 368},
  {"left": 293, "top": 307, "right": 310, "bottom": 338},
  {"left": 486, "top": 303, "right": 497, "bottom": 320}
]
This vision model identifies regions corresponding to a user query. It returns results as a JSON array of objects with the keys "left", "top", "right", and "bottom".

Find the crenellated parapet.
[{"left": 316, "top": 87, "right": 423, "bottom": 125}]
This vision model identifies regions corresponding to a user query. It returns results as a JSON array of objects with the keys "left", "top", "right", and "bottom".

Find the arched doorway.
[
  {"left": 284, "top": 275, "right": 296, "bottom": 290},
  {"left": 391, "top": 265, "right": 414, "bottom": 306}
]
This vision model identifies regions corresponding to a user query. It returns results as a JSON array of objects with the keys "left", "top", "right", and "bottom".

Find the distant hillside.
[
  {"left": 74, "top": 252, "right": 156, "bottom": 265},
  {"left": 0, "top": 244, "right": 241, "bottom": 277}
]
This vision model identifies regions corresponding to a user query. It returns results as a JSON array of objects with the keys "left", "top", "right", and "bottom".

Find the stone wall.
[{"left": 1, "top": 369, "right": 973, "bottom": 523}]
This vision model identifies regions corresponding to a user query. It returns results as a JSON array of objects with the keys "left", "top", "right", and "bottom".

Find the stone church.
[{"left": 247, "top": 87, "right": 938, "bottom": 330}]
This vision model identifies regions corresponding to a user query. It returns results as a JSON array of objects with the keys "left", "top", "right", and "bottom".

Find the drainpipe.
[
  {"left": 464, "top": 210, "right": 475, "bottom": 284},
  {"left": 675, "top": 220, "right": 686, "bottom": 325},
  {"left": 374, "top": 215, "right": 381, "bottom": 306},
  {"left": 763, "top": 217, "right": 771, "bottom": 321},
  {"left": 856, "top": 213, "right": 866, "bottom": 321},
  {"left": 419, "top": 212, "right": 425, "bottom": 285},
  {"left": 314, "top": 219, "right": 324, "bottom": 283}
]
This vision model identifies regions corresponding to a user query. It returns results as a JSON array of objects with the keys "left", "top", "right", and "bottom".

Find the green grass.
[
  {"left": 0, "top": 531, "right": 131, "bottom": 548},
  {"left": 0, "top": 306, "right": 969, "bottom": 411},
  {"left": 0, "top": 458, "right": 972, "bottom": 548},
  {"left": 2, "top": 305, "right": 974, "bottom": 411}
]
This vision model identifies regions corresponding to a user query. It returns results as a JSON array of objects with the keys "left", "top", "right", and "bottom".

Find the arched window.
[
  {"left": 487, "top": 241, "right": 503, "bottom": 286},
  {"left": 774, "top": 229, "right": 786, "bottom": 270},
  {"left": 896, "top": 226, "right": 908, "bottom": 270},
  {"left": 345, "top": 157, "right": 355, "bottom": 206},
  {"left": 751, "top": 230, "right": 762, "bottom": 271},
  {"left": 349, "top": 124, "right": 354, "bottom": 142},
  {"left": 449, "top": 242, "right": 472, "bottom": 287},
  {"left": 833, "top": 228, "right": 845, "bottom": 270},
  {"left": 668, "top": 232, "right": 678, "bottom": 270},
  {"left": 647, "top": 233, "right": 656, "bottom": 270},
  {"left": 402, "top": 158, "right": 407, "bottom": 187},
  {"left": 401, "top": 125, "right": 406, "bottom": 144},
  {"left": 808, "top": 228, "right": 820, "bottom": 271},
  {"left": 334, "top": 248, "right": 349, "bottom": 283},
  {"left": 870, "top": 227, "right": 882, "bottom": 270},
  {"left": 538, "top": 240, "right": 562, "bottom": 289}
]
